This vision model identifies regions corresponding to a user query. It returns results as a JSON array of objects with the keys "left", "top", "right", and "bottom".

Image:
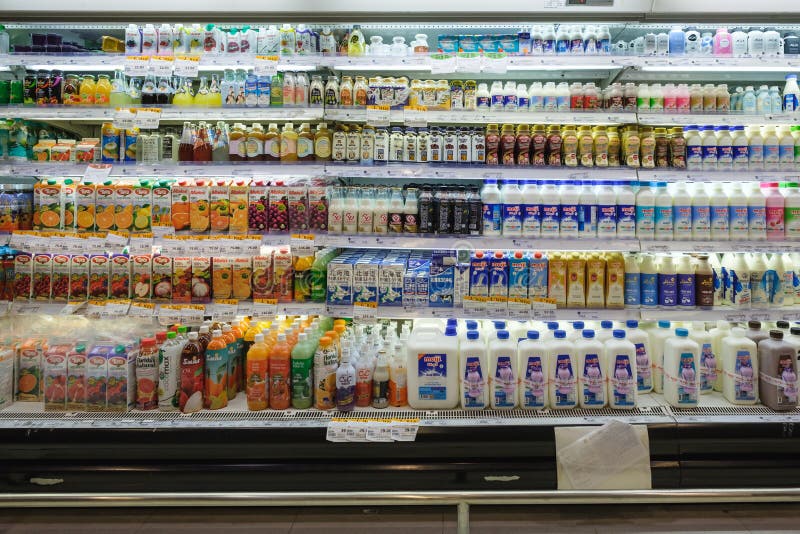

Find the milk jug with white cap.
[
  {"left": 518, "top": 331, "right": 547, "bottom": 409},
  {"left": 721, "top": 327, "right": 758, "bottom": 405},
  {"left": 663, "top": 328, "right": 700, "bottom": 408},
  {"left": 606, "top": 330, "right": 638, "bottom": 409},
  {"left": 488, "top": 330, "right": 518, "bottom": 409},
  {"left": 709, "top": 320, "right": 731, "bottom": 391},
  {"left": 576, "top": 330, "right": 606, "bottom": 408},
  {"left": 547, "top": 330, "right": 578, "bottom": 409},
  {"left": 460, "top": 330, "right": 488, "bottom": 409}
]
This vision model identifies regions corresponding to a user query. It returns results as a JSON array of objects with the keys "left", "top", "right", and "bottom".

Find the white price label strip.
[
  {"left": 134, "top": 108, "right": 162, "bottom": 129},
  {"left": 252, "top": 298, "right": 278, "bottom": 319},
  {"left": 212, "top": 299, "right": 239, "bottom": 320},
  {"left": 325, "top": 420, "right": 349, "bottom": 442},
  {"left": 149, "top": 56, "right": 174, "bottom": 76},
  {"left": 174, "top": 55, "right": 200, "bottom": 77},
  {"left": 84, "top": 164, "right": 113, "bottom": 181},
  {"left": 430, "top": 54, "right": 456, "bottom": 74},
  {"left": 254, "top": 55, "right": 279, "bottom": 77},
  {"left": 129, "top": 302, "right": 156, "bottom": 316},
  {"left": 124, "top": 56, "right": 150, "bottom": 76},
  {"left": 113, "top": 107, "right": 136, "bottom": 129},
  {"left": 12, "top": 301, "right": 43, "bottom": 315},
  {"left": 365, "top": 106, "right": 391, "bottom": 127},
  {"left": 353, "top": 302, "right": 378, "bottom": 324},
  {"left": 60, "top": 301, "right": 87, "bottom": 315}
]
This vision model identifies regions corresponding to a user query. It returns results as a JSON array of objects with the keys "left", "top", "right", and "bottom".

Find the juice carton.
[
  {"left": 50, "top": 253, "right": 71, "bottom": 302},
  {"left": 109, "top": 254, "right": 131, "bottom": 299},
  {"left": 212, "top": 256, "right": 233, "bottom": 299},
  {"left": 131, "top": 254, "right": 152, "bottom": 300},
  {"left": 247, "top": 181, "right": 269, "bottom": 233},
  {"left": 101, "top": 122, "right": 121, "bottom": 162},
  {"left": 66, "top": 343, "right": 88, "bottom": 411},
  {"left": 585, "top": 254, "right": 606, "bottom": 309},
  {"left": 307, "top": 185, "right": 328, "bottom": 232},
  {"left": 32, "top": 141, "right": 53, "bottom": 162},
  {"left": 151, "top": 255, "right": 173, "bottom": 301},
  {"left": 171, "top": 181, "right": 191, "bottom": 232},
  {"left": 151, "top": 181, "right": 172, "bottom": 233},
  {"left": 107, "top": 344, "right": 135, "bottom": 412},
  {"left": 209, "top": 180, "right": 231, "bottom": 233},
  {"left": 13, "top": 253, "right": 33, "bottom": 300},
  {"left": 113, "top": 182, "right": 135, "bottom": 233},
  {"left": 69, "top": 254, "right": 89, "bottom": 300},
  {"left": 122, "top": 127, "right": 139, "bottom": 162},
  {"left": 547, "top": 254, "right": 567, "bottom": 307},
  {"left": 509, "top": 253, "right": 530, "bottom": 298},
  {"left": 94, "top": 182, "right": 116, "bottom": 232},
  {"left": 566, "top": 254, "right": 587, "bottom": 308},
  {"left": 232, "top": 256, "right": 253, "bottom": 300},
  {"left": 293, "top": 246, "right": 315, "bottom": 302},
  {"left": 251, "top": 254, "right": 273, "bottom": 300},
  {"left": 189, "top": 182, "right": 210, "bottom": 234},
  {"left": 131, "top": 183, "right": 152, "bottom": 234},
  {"left": 191, "top": 256, "right": 212, "bottom": 303},
  {"left": 50, "top": 142, "right": 73, "bottom": 163},
  {"left": 228, "top": 181, "right": 249, "bottom": 235},
  {"left": 17, "top": 338, "right": 44, "bottom": 401},
  {"left": 0, "top": 345, "right": 14, "bottom": 410},
  {"left": 44, "top": 343, "right": 71, "bottom": 411},
  {"left": 89, "top": 254, "right": 110, "bottom": 299},
  {"left": 32, "top": 253, "right": 52, "bottom": 301},
  {"left": 287, "top": 184, "right": 309, "bottom": 232},
  {"left": 34, "top": 180, "right": 61, "bottom": 230},
  {"left": 273, "top": 247, "right": 294, "bottom": 302},
  {"left": 75, "top": 141, "right": 98, "bottom": 164},
  {"left": 86, "top": 344, "right": 112, "bottom": 411},
  {"left": 172, "top": 256, "right": 192, "bottom": 303},
  {"left": 268, "top": 183, "right": 289, "bottom": 234},
  {"left": 75, "top": 182, "right": 96, "bottom": 233},
  {"left": 605, "top": 253, "right": 626, "bottom": 309},
  {"left": 61, "top": 179, "right": 76, "bottom": 232}
]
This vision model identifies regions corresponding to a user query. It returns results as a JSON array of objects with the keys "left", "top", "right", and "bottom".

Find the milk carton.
[
  {"left": 529, "top": 253, "right": 548, "bottom": 299},
  {"left": 429, "top": 250, "right": 456, "bottom": 308},
  {"left": 469, "top": 251, "right": 490, "bottom": 297},
  {"left": 508, "top": 252, "right": 529, "bottom": 298},
  {"left": 488, "top": 251, "right": 509, "bottom": 298},
  {"left": 327, "top": 256, "right": 354, "bottom": 305},
  {"left": 354, "top": 257, "right": 379, "bottom": 305},
  {"left": 380, "top": 256, "right": 407, "bottom": 307}
]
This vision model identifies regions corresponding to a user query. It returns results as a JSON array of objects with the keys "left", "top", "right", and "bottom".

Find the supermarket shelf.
[
  {"left": 324, "top": 108, "right": 635, "bottom": 125},
  {"left": 669, "top": 391, "right": 800, "bottom": 423},
  {"left": 321, "top": 235, "right": 640, "bottom": 251},
  {"left": 637, "top": 169, "right": 800, "bottom": 182},
  {"left": 641, "top": 240, "right": 800, "bottom": 253},
  {"left": 0, "top": 162, "right": 327, "bottom": 177},
  {"left": 638, "top": 307, "right": 800, "bottom": 322},
  {"left": 1, "top": 106, "right": 325, "bottom": 122},
  {"left": 324, "top": 162, "right": 639, "bottom": 180},
  {"left": 637, "top": 113, "right": 800, "bottom": 126},
  {"left": 324, "top": 304, "right": 639, "bottom": 321},
  {"left": 0, "top": 54, "right": 323, "bottom": 71}
]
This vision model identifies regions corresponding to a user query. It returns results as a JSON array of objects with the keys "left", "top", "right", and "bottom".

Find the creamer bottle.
[
  {"left": 578, "top": 180, "right": 598, "bottom": 239},
  {"left": 576, "top": 329, "right": 606, "bottom": 408},
  {"left": 700, "top": 126, "right": 718, "bottom": 171},
  {"left": 663, "top": 328, "right": 700, "bottom": 408},
  {"left": 605, "top": 330, "right": 637, "bottom": 409},
  {"left": 721, "top": 328, "right": 758, "bottom": 405},
  {"left": 460, "top": 330, "right": 488, "bottom": 409},
  {"left": 548, "top": 330, "right": 577, "bottom": 409},
  {"left": 691, "top": 183, "right": 711, "bottom": 240},
  {"left": 624, "top": 254, "right": 641, "bottom": 307},
  {"left": 758, "top": 330, "right": 798, "bottom": 411},
  {"left": 750, "top": 253, "right": 769, "bottom": 309}
]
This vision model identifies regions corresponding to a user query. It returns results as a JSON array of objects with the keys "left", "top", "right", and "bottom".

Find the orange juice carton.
[
  {"left": 60, "top": 179, "right": 76, "bottom": 232},
  {"left": 89, "top": 254, "right": 110, "bottom": 299},
  {"left": 113, "top": 182, "right": 135, "bottom": 233},
  {"left": 209, "top": 180, "right": 231, "bottom": 233},
  {"left": 86, "top": 344, "right": 112, "bottom": 411},
  {"left": 0, "top": 345, "right": 14, "bottom": 410},
  {"left": 228, "top": 180, "right": 249, "bottom": 235},
  {"left": 17, "top": 338, "right": 44, "bottom": 401},
  {"left": 66, "top": 343, "right": 88, "bottom": 411},
  {"left": 69, "top": 254, "right": 89, "bottom": 301},
  {"left": 151, "top": 255, "right": 173, "bottom": 301},
  {"left": 172, "top": 256, "right": 192, "bottom": 303},
  {"left": 151, "top": 182, "right": 172, "bottom": 233},
  {"left": 106, "top": 343, "right": 136, "bottom": 412},
  {"left": 35, "top": 180, "right": 61, "bottom": 230},
  {"left": 191, "top": 256, "right": 212, "bottom": 304},
  {"left": 248, "top": 180, "right": 269, "bottom": 233},
  {"left": 232, "top": 256, "right": 253, "bottom": 300},
  {"left": 189, "top": 181, "right": 210, "bottom": 234},
  {"left": 273, "top": 247, "right": 294, "bottom": 302},
  {"left": 212, "top": 256, "right": 233, "bottom": 299},
  {"left": 32, "top": 140, "right": 55, "bottom": 162},
  {"left": 268, "top": 183, "right": 289, "bottom": 234},
  {"left": 287, "top": 184, "right": 309, "bottom": 232},
  {"left": 131, "top": 183, "right": 152, "bottom": 234},
  {"left": 307, "top": 185, "right": 328, "bottom": 232},
  {"left": 109, "top": 254, "right": 131, "bottom": 299},
  {"left": 101, "top": 123, "right": 121, "bottom": 162},
  {"left": 13, "top": 253, "right": 33, "bottom": 301},
  {"left": 121, "top": 127, "right": 139, "bottom": 163},
  {"left": 75, "top": 182, "right": 96, "bottom": 233},
  {"left": 75, "top": 140, "right": 99, "bottom": 163},
  {"left": 50, "top": 142, "right": 73, "bottom": 163},
  {"left": 131, "top": 254, "right": 152, "bottom": 301},
  {"left": 171, "top": 181, "right": 191, "bottom": 232},
  {"left": 50, "top": 253, "right": 71, "bottom": 302},
  {"left": 252, "top": 252, "right": 274, "bottom": 300},
  {"left": 94, "top": 182, "right": 116, "bottom": 232},
  {"left": 32, "top": 253, "right": 52, "bottom": 301},
  {"left": 44, "top": 343, "right": 71, "bottom": 411},
  {"left": 585, "top": 254, "right": 606, "bottom": 310}
]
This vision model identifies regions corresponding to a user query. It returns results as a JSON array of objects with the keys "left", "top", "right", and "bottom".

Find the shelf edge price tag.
[
  {"left": 403, "top": 105, "right": 428, "bottom": 128},
  {"left": 507, "top": 297, "right": 532, "bottom": 320},
  {"left": 149, "top": 56, "right": 174, "bottom": 77},
  {"left": 12, "top": 301, "right": 43, "bottom": 315},
  {"left": 134, "top": 107, "right": 161, "bottom": 129},
  {"left": 487, "top": 295, "right": 508, "bottom": 318},
  {"left": 113, "top": 107, "right": 136, "bottom": 129},
  {"left": 174, "top": 55, "right": 200, "bottom": 77},
  {"left": 391, "top": 419, "right": 419, "bottom": 442},
  {"left": 462, "top": 295, "right": 487, "bottom": 314},
  {"left": 254, "top": 55, "right": 279, "bottom": 77},
  {"left": 365, "top": 105, "right": 391, "bottom": 127},
  {"left": 105, "top": 230, "right": 130, "bottom": 249},
  {"left": 86, "top": 300, "right": 106, "bottom": 318},
  {"left": 482, "top": 52, "right": 508, "bottom": 74},
  {"left": 429, "top": 53, "right": 456, "bottom": 74},
  {"left": 290, "top": 233, "right": 315, "bottom": 252},
  {"left": 106, "top": 299, "right": 132, "bottom": 316},
  {"left": 212, "top": 299, "right": 239, "bottom": 320},
  {"left": 353, "top": 301, "right": 378, "bottom": 324},
  {"left": 129, "top": 301, "right": 156, "bottom": 316},
  {"left": 456, "top": 52, "right": 481, "bottom": 73},
  {"left": 252, "top": 298, "right": 278, "bottom": 319},
  {"left": 124, "top": 55, "right": 150, "bottom": 76},
  {"left": 60, "top": 301, "right": 87, "bottom": 315},
  {"left": 84, "top": 164, "right": 113, "bottom": 182}
]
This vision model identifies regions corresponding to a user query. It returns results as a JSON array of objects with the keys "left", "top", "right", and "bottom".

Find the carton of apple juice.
[{"left": 131, "top": 254, "right": 152, "bottom": 301}]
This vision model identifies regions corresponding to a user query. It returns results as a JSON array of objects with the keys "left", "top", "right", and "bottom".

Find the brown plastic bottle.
[
  {"left": 758, "top": 330, "right": 799, "bottom": 411},
  {"left": 531, "top": 124, "right": 547, "bottom": 166},
  {"left": 485, "top": 123, "right": 500, "bottom": 165},
  {"left": 515, "top": 124, "right": 531, "bottom": 166},
  {"left": 545, "top": 125, "right": 563, "bottom": 167},
  {"left": 500, "top": 124, "right": 516, "bottom": 166}
]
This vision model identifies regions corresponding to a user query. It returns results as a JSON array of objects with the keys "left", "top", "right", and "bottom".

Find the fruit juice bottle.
[
  {"left": 79, "top": 75, "right": 96, "bottom": 106},
  {"left": 246, "top": 333, "right": 269, "bottom": 410},
  {"left": 280, "top": 123, "right": 298, "bottom": 163},
  {"left": 203, "top": 329, "right": 229, "bottom": 410},
  {"left": 230, "top": 320, "right": 246, "bottom": 394},
  {"left": 269, "top": 333, "right": 291, "bottom": 410},
  {"left": 179, "top": 332, "right": 204, "bottom": 413},
  {"left": 94, "top": 74, "right": 112, "bottom": 106},
  {"left": 222, "top": 324, "right": 239, "bottom": 400},
  {"left": 135, "top": 338, "right": 159, "bottom": 411},
  {"left": 172, "top": 79, "right": 194, "bottom": 107}
]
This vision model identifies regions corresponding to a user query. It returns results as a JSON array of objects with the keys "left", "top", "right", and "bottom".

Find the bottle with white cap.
[{"left": 721, "top": 327, "right": 758, "bottom": 405}]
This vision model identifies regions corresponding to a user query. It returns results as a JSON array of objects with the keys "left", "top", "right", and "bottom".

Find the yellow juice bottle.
[
  {"left": 79, "top": 75, "right": 96, "bottom": 106},
  {"left": 94, "top": 74, "right": 112, "bottom": 106}
]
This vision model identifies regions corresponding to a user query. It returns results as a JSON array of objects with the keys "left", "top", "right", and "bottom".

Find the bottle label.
[
  {"left": 785, "top": 94, "right": 799, "bottom": 112},
  {"left": 522, "top": 203, "right": 541, "bottom": 236},
  {"left": 675, "top": 353, "right": 698, "bottom": 405},
  {"left": 749, "top": 144, "right": 764, "bottom": 165},
  {"left": 692, "top": 205, "right": 711, "bottom": 236},
  {"left": 541, "top": 203, "right": 560, "bottom": 236},
  {"left": 701, "top": 145, "right": 718, "bottom": 166},
  {"left": 655, "top": 205, "right": 673, "bottom": 236},
  {"left": 765, "top": 144, "right": 780, "bottom": 167},
  {"left": 297, "top": 137, "right": 313, "bottom": 159},
  {"left": 748, "top": 205, "right": 767, "bottom": 234},
  {"left": 635, "top": 205, "right": 655, "bottom": 237},
  {"left": 581, "top": 353, "right": 604, "bottom": 406},
  {"left": 476, "top": 96, "right": 490, "bottom": 108},
  {"left": 785, "top": 206, "right": 800, "bottom": 239},
  {"left": 463, "top": 356, "right": 485, "bottom": 409},
  {"left": 559, "top": 203, "right": 579, "bottom": 235},
  {"left": 597, "top": 204, "right": 617, "bottom": 235},
  {"left": 617, "top": 204, "right": 636, "bottom": 237},
  {"left": 611, "top": 354, "right": 635, "bottom": 407},
  {"left": 502, "top": 203, "right": 522, "bottom": 234},
  {"left": 779, "top": 145, "right": 795, "bottom": 166},
  {"left": 673, "top": 204, "right": 692, "bottom": 237},
  {"left": 640, "top": 273, "right": 658, "bottom": 306},
  {"left": 493, "top": 355, "right": 516, "bottom": 408},
  {"left": 658, "top": 272, "right": 677, "bottom": 306},
  {"left": 710, "top": 205, "right": 729, "bottom": 236},
  {"left": 766, "top": 206, "right": 785, "bottom": 237},
  {"left": 733, "top": 350, "right": 755, "bottom": 401},
  {"left": 678, "top": 273, "right": 695, "bottom": 306},
  {"left": 686, "top": 145, "right": 703, "bottom": 168},
  {"left": 553, "top": 354, "right": 576, "bottom": 407},
  {"left": 522, "top": 355, "right": 546, "bottom": 408},
  {"left": 578, "top": 203, "right": 596, "bottom": 235},
  {"left": 624, "top": 272, "right": 640, "bottom": 305},
  {"left": 417, "top": 352, "right": 447, "bottom": 401},
  {"left": 482, "top": 203, "right": 502, "bottom": 234},
  {"left": 732, "top": 145, "right": 749, "bottom": 169},
  {"left": 491, "top": 94, "right": 504, "bottom": 107},
  {"left": 635, "top": 343, "right": 652, "bottom": 391},
  {"left": 697, "top": 343, "right": 716, "bottom": 392},
  {"left": 729, "top": 205, "right": 749, "bottom": 236}
]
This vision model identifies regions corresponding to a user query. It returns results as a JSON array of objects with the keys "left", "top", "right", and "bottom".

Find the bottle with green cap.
[{"left": 66, "top": 343, "right": 87, "bottom": 411}]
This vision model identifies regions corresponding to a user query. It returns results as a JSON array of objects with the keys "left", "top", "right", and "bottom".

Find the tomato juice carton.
[
  {"left": 228, "top": 181, "right": 249, "bottom": 235},
  {"left": 44, "top": 343, "right": 71, "bottom": 411},
  {"left": 109, "top": 254, "right": 131, "bottom": 299},
  {"left": 151, "top": 255, "right": 173, "bottom": 301},
  {"left": 191, "top": 256, "right": 212, "bottom": 304},
  {"left": 94, "top": 182, "right": 116, "bottom": 232},
  {"left": 75, "top": 182, "right": 96, "bottom": 233},
  {"left": 66, "top": 343, "right": 88, "bottom": 411},
  {"left": 86, "top": 344, "right": 112, "bottom": 411},
  {"left": 251, "top": 253, "right": 274, "bottom": 300},
  {"left": 35, "top": 181, "right": 61, "bottom": 230},
  {"left": 212, "top": 256, "right": 233, "bottom": 299},
  {"left": 50, "top": 253, "right": 71, "bottom": 302},
  {"left": 151, "top": 182, "right": 172, "bottom": 234},
  {"left": 0, "top": 346, "right": 14, "bottom": 410},
  {"left": 209, "top": 181, "right": 231, "bottom": 233},
  {"left": 13, "top": 253, "right": 33, "bottom": 301},
  {"left": 32, "top": 253, "right": 53, "bottom": 301},
  {"left": 61, "top": 179, "right": 76, "bottom": 232},
  {"left": 171, "top": 181, "right": 191, "bottom": 232},
  {"left": 17, "top": 338, "right": 44, "bottom": 401},
  {"left": 89, "top": 254, "right": 110, "bottom": 299},
  {"left": 131, "top": 183, "right": 152, "bottom": 234},
  {"left": 113, "top": 182, "right": 135, "bottom": 233},
  {"left": 172, "top": 256, "right": 192, "bottom": 303},
  {"left": 131, "top": 254, "right": 152, "bottom": 301},
  {"left": 107, "top": 343, "right": 136, "bottom": 412},
  {"left": 231, "top": 256, "right": 253, "bottom": 300},
  {"left": 69, "top": 254, "right": 89, "bottom": 301},
  {"left": 273, "top": 247, "right": 294, "bottom": 302},
  {"left": 248, "top": 181, "right": 269, "bottom": 233},
  {"left": 189, "top": 182, "right": 210, "bottom": 234}
]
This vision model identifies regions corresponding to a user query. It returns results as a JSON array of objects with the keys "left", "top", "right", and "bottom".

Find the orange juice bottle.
[
  {"left": 269, "top": 333, "right": 291, "bottom": 410},
  {"left": 203, "top": 329, "right": 229, "bottom": 410},
  {"left": 246, "top": 333, "right": 268, "bottom": 411},
  {"left": 94, "top": 74, "right": 112, "bottom": 106},
  {"left": 79, "top": 75, "right": 96, "bottom": 106},
  {"left": 221, "top": 324, "right": 238, "bottom": 400}
]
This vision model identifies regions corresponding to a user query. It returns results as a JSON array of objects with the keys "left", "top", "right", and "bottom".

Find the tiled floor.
[{"left": 0, "top": 503, "right": 797, "bottom": 533}]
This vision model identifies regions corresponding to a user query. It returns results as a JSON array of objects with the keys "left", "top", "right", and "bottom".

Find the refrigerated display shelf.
[
  {"left": 1, "top": 106, "right": 325, "bottom": 122},
  {"left": 641, "top": 240, "right": 800, "bottom": 253},
  {"left": 0, "top": 162, "right": 328, "bottom": 177},
  {"left": 637, "top": 169, "right": 800, "bottom": 182},
  {"left": 638, "top": 307, "right": 800, "bottom": 322},
  {"left": 319, "top": 235, "right": 640, "bottom": 251},
  {"left": 0, "top": 54, "right": 323, "bottom": 70},
  {"left": 324, "top": 109, "right": 636, "bottom": 125},
  {"left": 637, "top": 113, "right": 800, "bottom": 126}
]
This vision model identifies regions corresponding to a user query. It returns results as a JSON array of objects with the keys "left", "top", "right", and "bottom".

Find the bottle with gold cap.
[
  {"left": 532, "top": 124, "right": 547, "bottom": 166},
  {"left": 515, "top": 124, "right": 531, "bottom": 166},
  {"left": 640, "top": 126, "right": 655, "bottom": 169},
  {"left": 669, "top": 126, "right": 686, "bottom": 169},
  {"left": 654, "top": 127, "right": 669, "bottom": 168},
  {"left": 501, "top": 124, "right": 516, "bottom": 165},
  {"left": 486, "top": 123, "right": 500, "bottom": 165},
  {"left": 545, "top": 125, "right": 563, "bottom": 166},
  {"left": 577, "top": 125, "right": 594, "bottom": 167},
  {"left": 622, "top": 126, "right": 641, "bottom": 168},
  {"left": 562, "top": 125, "right": 579, "bottom": 167},
  {"left": 593, "top": 126, "right": 609, "bottom": 167},
  {"left": 607, "top": 126, "right": 621, "bottom": 167}
]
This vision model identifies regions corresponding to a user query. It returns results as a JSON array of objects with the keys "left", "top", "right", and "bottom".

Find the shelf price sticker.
[
  {"left": 353, "top": 301, "right": 378, "bottom": 324},
  {"left": 487, "top": 295, "right": 508, "bottom": 318},
  {"left": 105, "top": 299, "right": 132, "bottom": 317},
  {"left": 403, "top": 105, "right": 428, "bottom": 127},
  {"left": 124, "top": 55, "right": 150, "bottom": 76},
  {"left": 86, "top": 300, "right": 107, "bottom": 318},
  {"left": 507, "top": 297, "right": 532, "bottom": 320},
  {"left": 11, "top": 301, "right": 44, "bottom": 315},
  {"left": 531, "top": 297, "right": 558, "bottom": 320},
  {"left": 463, "top": 295, "right": 487, "bottom": 314},
  {"left": 365, "top": 419, "right": 394, "bottom": 442},
  {"left": 60, "top": 301, "right": 87, "bottom": 315},
  {"left": 158, "top": 303, "right": 205, "bottom": 324},
  {"left": 149, "top": 56, "right": 175, "bottom": 76},
  {"left": 482, "top": 52, "right": 508, "bottom": 74},
  {"left": 456, "top": 52, "right": 481, "bottom": 73},
  {"left": 134, "top": 107, "right": 162, "bottom": 129},
  {"left": 254, "top": 55, "right": 280, "bottom": 77},
  {"left": 84, "top": 164, "right": 113, "bottom": 182},
  {"left": 252, "top": 298, "right": 278, "bottom": 319},
  {"left": 174, "top": 55, "right": 200, "bottom": 77},
  {"left": 290, "top": 233, "right": 315, "bottom": 253},
  {"left": 325, "top": 419, "right": 349, "bottom": 442},
  {"left": 113, "top": 107, "right": 137, "bottom": 129},
  {"left": 391, "top": 418, "right": 420, "bottom": 442},
  {"left": 129, "top": 301, "right": 156, "bottom": 317},
  {"left": 129, "top": 232, "right": 154, "bottom": 255},
  {"left": 212, "top": 299, "right": 239, "bottom": 321},
  {"left": 365, "top": 105, "right": 391, "bottom": 127},
  {"left": 105, "top": 230, "right": 130, "bottom": 249},
  {"left": 429, "top": 53, "right": 456, "bottom": 74}
]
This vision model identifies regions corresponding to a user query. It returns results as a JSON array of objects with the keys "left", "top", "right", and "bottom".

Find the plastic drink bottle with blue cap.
[
  {"left": 649, "top": 320, "right": 673, "bottom": 394},
  {"left": 576, "top": 329, "right": 606, "bottom": 409},
  {"left": 518, "top": 331, "right": 547, "bottom": 409},
  {"left": 606, "top": 329, "right": 637, "bottom": 409},
  {"left": 547, "top": 330, "right": 577, "bottom": 409},
  {"left": 663, "top": 328, "right": 700, "bottom": 408},
  {"left": 489, "top": 330, "right": 518, "bottom": 409},
  {"left": 460, "top": 330, "right": 488, "bottom": 409}
]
